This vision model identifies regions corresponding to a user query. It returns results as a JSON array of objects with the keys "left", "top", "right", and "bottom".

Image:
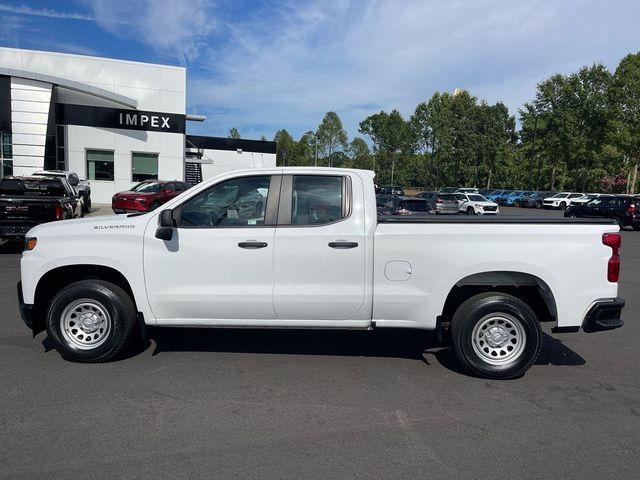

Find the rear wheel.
[
  {"left": 632, "top": 224, "right": 640, "bottom": 231},
  {"left": 535, "top": 201, "right": 542, "bottom": 209},
  {"left": 513, "top": 200, "right": 520, "bottom": 207},
  {"left": 450, "top": 292, "right": 543, "bottom": 379},
  {"left": 149, "top": 201, "right": 161, "bottom": 211},
  {"left": 559, "top": 201, "right": 567, "bottom": 210},
  {"left": 466, "top": 207, "right": 475, "bottom": 215},
  {"left": 46, "top": 280, "right": 137, "bottom": 362},
  {"left": 615, "top": 217, "right": 625, "bottom": 230}
]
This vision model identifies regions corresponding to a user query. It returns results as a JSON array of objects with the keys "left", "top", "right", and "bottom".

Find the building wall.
[
  {"left": 67, "top": 125, "right": 185, "bottom": 201},
  {"left": 199, "top": 149, "right": 276, "bottom": 181}
]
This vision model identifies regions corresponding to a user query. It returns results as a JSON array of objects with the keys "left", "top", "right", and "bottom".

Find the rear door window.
[{"left": 289, "top": 175, "right": 347, "bottom": 225}]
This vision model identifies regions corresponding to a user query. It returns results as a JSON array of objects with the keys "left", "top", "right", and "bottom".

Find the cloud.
[
  {"left": 0, "top": 4, "right": 93, "bottom": 21},
  {"left": 187, "top": 0, "right": 640, "bottom": 140},
  {"left": 88, "top": 0, "right": 216, "bottom": 65}
]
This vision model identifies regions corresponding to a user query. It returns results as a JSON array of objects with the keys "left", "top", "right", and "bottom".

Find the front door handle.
[
  {"left": 238, "top": 241, "right": 268, "bottom": 249},
  {"left": 328, "top": 241, "right": 359, "bottom": 249}
]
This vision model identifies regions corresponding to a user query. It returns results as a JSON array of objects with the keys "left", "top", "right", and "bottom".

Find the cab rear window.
[{"left": 0, "top": 179, "right": 65, "bottom": 196}]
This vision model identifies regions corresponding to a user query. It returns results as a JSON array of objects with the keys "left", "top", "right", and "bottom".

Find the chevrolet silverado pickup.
[{"left": 17, "top": 168, "right": 624, "bottom": 379}]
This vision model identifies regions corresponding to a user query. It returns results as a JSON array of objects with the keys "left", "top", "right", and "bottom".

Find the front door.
[
  {"left": 272, "top": 173, "right": 368, "bottom": 321},
  {"left": 143, "top": 174, "right": 280, "bottom": 322}
]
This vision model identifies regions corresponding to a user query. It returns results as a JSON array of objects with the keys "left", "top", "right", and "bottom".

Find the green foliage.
[
  {"left": 228, "top": 127, "right": 241, "bottom": 139},
  {"left": 316, "top": 112, "right": 348, "bottom": 167}
]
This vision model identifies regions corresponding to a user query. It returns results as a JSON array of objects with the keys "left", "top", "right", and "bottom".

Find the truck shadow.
[{"left": 145, "top": 328, "right": 585, "bottom": 374}]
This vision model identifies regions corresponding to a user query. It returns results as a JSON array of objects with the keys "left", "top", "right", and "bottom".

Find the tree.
[
  {"left": 610, "top": 52, "right": 640, "bottom": 193},
  {"left": 316, "top": 112, "right": 348, "bottom": 167},
  {"left": 359, "top": 109, "right": 412, "bottom": 184},
  {"left": 347, "top": 137, "right": 371, "bottom": 170},
  {"left": 228, "top": 128, "right": 241, "bottom": 139},
  {"left": 273, "top": 129, "right": 296, "bottom": 166}
]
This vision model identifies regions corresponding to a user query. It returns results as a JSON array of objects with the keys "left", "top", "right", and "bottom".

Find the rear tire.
[
  {"left": 149, "top": 201, "right": 161, "bottom": 211},
  {"left": 46, "top": 280, "right": 137, "bottom": 362},
  {"left": 632, "top": 224, "right": 640, "bottom": 231},
  {"left": 559, "top": 201, "right": 567, "bottom": 210},
  {"left": 535, "top": 201, "right": 542, "bottom": 209},
  {"left": 466, "top": 207, "right": 475, "bottom": 215},
  {"left": 450, "top": 292, "right": 543, "bottom": 379}
]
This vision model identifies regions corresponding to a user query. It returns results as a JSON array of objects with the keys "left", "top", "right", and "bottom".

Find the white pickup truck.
[{"left": 18, "top": 168, "right": 624, "bottom": 379}]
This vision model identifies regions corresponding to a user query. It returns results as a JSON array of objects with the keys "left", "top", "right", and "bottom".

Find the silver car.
[{"left": 432, "top": 193, "right": 460, "bottom": 214}]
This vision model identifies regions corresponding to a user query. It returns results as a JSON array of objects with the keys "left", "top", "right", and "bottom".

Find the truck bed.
[{"left": 378, "top": 215, "right": 617, "bottom": 225}]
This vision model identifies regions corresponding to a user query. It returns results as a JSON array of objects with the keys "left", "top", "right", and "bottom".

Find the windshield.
[
  {"left": 468, "top": 194, "right": 487, "bottom": 202},
  {"left": 132, "top": 182, "right": 162, "bottom": 193},
  {"left": 552, "top": 193, "right": 568, "bottom": 198}
]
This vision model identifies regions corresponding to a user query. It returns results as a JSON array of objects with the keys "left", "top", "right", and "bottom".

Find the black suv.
[{"left": 564, "top": 195, "right": 640, "bottom": 230}]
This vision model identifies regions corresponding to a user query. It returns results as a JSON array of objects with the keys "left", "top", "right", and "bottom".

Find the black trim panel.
[
  {"left": 0, "top": 75, "right": 11, "bottom": 133},
  {"left": 57, "top": 104, "right": 185, "bottom": 134},
  {"left": 582, "top": 297, "right": 625, "bottom": 333},
  {"left": 186, "top": 135, "right": 276, "bottom": 154}
]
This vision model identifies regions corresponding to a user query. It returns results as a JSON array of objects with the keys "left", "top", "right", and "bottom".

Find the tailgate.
[{"left": 0, "top": 198, "right": 59, "bottom": 231}]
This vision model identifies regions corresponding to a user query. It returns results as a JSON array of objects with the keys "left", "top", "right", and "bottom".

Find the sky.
[{"left": 1, "top": 0, "right": 640, "bottom": 141}]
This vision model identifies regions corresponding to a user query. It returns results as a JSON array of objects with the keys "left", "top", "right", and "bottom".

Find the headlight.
[
  {"left": 25, "top": 237, "right": 37, "bottom": 251},
  {"left": 475, "top": 204, "right": 482, "bottom": 208}
]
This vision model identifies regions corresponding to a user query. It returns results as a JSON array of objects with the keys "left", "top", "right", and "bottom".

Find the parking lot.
[{"left": 1, "top": 206, "right": 639, "bottom": 479}]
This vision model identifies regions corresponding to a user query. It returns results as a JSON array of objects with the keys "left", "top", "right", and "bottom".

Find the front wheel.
[
  {"left": 466, "top": 207, "right": 475, "bottom": 215},
  {"left": 46, "top": 280, "right": 137, "bottom": 362},
  {"left": 149, "top": 201, "right": 161, "bottom": 211},
  {"left": 559, "top": 201, "right": 567, "bottom": 210},
  {"left": 450, "top": 292, "right": 543, "bottom": 379}
]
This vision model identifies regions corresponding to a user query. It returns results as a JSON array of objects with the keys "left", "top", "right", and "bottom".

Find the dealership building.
[{"left": 0, "top": 47, "right": 276, "bottom": 203}]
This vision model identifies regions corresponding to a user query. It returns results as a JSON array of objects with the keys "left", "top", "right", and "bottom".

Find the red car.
[{"left": 112, "top": 180, "right": 191, "bottom": 214}]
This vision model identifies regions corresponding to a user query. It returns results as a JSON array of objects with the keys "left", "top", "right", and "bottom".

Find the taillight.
[
  {"left": 603, "top": 233, "right": 621, "bottom": 282},
  {"left": 628, "top": 203, "right": 636, "bottom": 214},
  {"left": 436, "top": 198, "right": 443, "bottom": 204},
  {"left": 54, "top": 204, "right": 64, "bottom": 220}
]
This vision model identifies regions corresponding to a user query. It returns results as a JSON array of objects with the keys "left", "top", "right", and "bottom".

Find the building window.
[
  {"left": 1, "top": 132, "right": 12, "bottom": 177},
  {"left": 132, "top": 152, "right": 158, "bottom": 182},
  {"left": 87, "top": 149, "right": 114, "bottom": 181}
]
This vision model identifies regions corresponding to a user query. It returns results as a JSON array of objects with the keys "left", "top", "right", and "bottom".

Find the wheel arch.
[
  {"left": 439, "top": 271, "right": 557, "bottom": 327},
  {"left": 31, "top": 264, "right": 138, "bottom": 334}
]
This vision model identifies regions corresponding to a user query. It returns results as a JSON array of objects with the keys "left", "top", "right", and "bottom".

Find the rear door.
[{"left": 272, "top": 173, "right": 368, "bottom": 321}]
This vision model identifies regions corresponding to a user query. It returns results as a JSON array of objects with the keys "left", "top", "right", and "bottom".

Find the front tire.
[
  {"left": 46, "top": 280, "right": 137, "bottom": 362},
  {"left": 466, "top": 207, "right": 475, "bottom": 215},
  {"left": 559, "top": 201, "right": 567, "bottom": 210},
  {"left": 149, "top": 201, "right": 161, "bottom": 211},
  {"left": 450, "top": 292, "right": 543, "bottom": 379}
]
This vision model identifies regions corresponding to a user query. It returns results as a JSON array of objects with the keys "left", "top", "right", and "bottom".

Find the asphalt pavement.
[{"left": 1, "top": 207, "right": 638, "bottom": 479}]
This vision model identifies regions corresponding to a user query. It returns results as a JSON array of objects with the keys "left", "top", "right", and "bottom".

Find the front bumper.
[
  {"left": 582, "top": 297, "right": 624, "bottom": 333},
  {"left": 17, "top": 281, "right": 34, "bottom": 330}
]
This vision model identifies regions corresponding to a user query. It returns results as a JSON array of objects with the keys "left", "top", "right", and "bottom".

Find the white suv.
[
  {"left": 543, "top": 192, "right": 584, "bottom": 210},
  {"left": 455, "top": 193, "right": 500, "bottom": 215}
]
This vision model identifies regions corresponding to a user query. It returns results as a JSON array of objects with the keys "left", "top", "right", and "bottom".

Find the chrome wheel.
[
  {"left": 60, "top": 299, "right": 112, "bottom": 350},
  {"left": 471, "top": 313, "right": 526, "bottom": 366}
]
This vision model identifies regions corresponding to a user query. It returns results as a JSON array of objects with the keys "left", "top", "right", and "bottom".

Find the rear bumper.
[
  {"left": 582, "top": 297, "right": 624, "bottom": 333},
  {"left": 17, "top": 281, "right": 34, "bottom": 330}
]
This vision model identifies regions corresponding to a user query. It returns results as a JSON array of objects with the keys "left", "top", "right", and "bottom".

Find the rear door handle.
[
  {"left": 328, "top": 241, "right": 359, "bottom": 249},
  {"left": 238, "top": 241, "right": 268, "bottom": 249}
]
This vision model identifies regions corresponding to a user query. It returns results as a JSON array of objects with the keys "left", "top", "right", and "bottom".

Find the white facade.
[{"left": 0, "top": 47, "right": 276, "bottom": 203}]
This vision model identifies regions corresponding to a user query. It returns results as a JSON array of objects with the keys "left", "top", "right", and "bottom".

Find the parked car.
[
  {"left": 19, "top": 167, "right": 624, "bottom": 380},
  {"left": 455, "top": 187, "right": 479, "bottom": 194},
  {"left": 543, "top": 192, "right": 585, "bottom": 210},
  {"left": 511, "top": 191, "right": 535, "bottom": 207},
  {"left": 33, "top": 170, "right": 92, "bottom": 213},
  {"left": 570, "top": 193, "right": 604, "bottom": 206},
  {"left": 518, "top": 191, "right": 555, "bottom": 208},
  {"left": 497, "top": 191, "right": 529, "bottom": 206},
  {"left": 415, "top": 191, "right": 437, "bottom": 200},
  {"left": 455, "top": 193, "right": 500, "bottom": 215},
  {"left": 438, "top": 186, "right": 458, "bottom": 193},
  {"left": 565, "top": 195, "right": 640, "bottom": 230},
  {"left": 378, "top": 197, "right": 434, "bottom": 217},
  {"left": 378, "top": 185, "right": 404, "bottom": 195},
  {"left": 486, "top": 190, "right": 510, "bottom": 202},
  {"left": 112, "top": 180, "right": 191, "bottom": 214},
  {"left": 376, "top": 194, "right": 399, "bottom": 213},
  {"left": 0, "top": 175, "right": 82, "bottom": 240},
  {"left": 430, "top": 193, "right": 460, "bottom": 214}
]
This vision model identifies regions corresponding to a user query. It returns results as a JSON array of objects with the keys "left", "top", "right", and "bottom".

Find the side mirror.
[{"left": 155, "top": 209, "right": 175, "bottom": 240}]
